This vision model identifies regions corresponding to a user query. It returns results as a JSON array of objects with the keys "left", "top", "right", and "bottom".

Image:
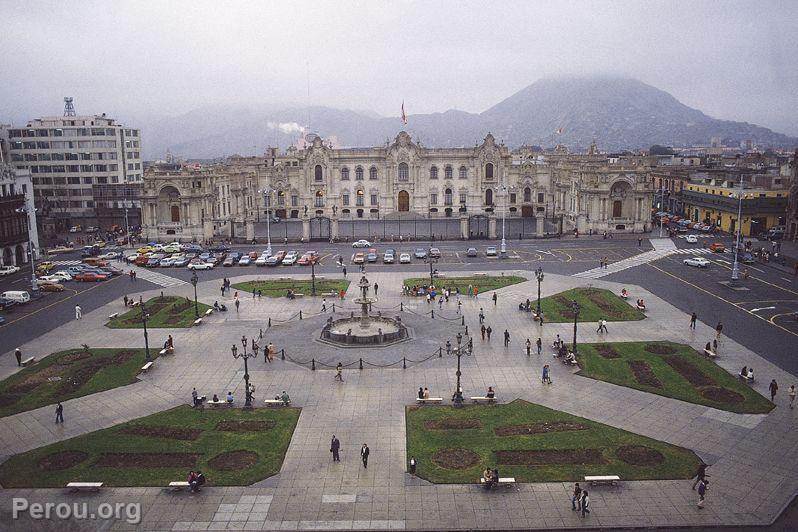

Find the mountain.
[{"left": 138, "top": 76, "right": 797, "bottom": 159}]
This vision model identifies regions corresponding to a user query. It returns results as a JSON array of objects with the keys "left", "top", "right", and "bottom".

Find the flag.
[
  {"left": 555, "top": 127, "right": 564, "bottom": 135},
  {"left": 401, "top": 101, "right": 407, "bottom": 125}
]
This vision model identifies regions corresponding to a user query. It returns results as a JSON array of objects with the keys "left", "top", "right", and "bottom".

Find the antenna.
[{"left": 63, "top": 97, "right": 76, "bottom": 117}]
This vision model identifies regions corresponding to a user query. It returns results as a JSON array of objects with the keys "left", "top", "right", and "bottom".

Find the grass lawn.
[
  {"left": 232, "top": 278, "right": 350, "bottom": 297},
  {"left": 406, "top": 399, "right": 702, "bottom": 484},
  {"left": 576, "top": 341, "right": 773, "bottom": 414},
  {"left": 537, "top": 287, "right": 645, "bottom": 322},
  {"left": 107, "top": 296, "right": 212, "bottom": 328},
  {"left": 0, "top": 405, "right": 301, "bottom": 487},
  {"left": 0, "top": 348, "right": 154, "bottom": 418},
  {"left": 403, "top": 275, "right": 526, "bottom": 294}
]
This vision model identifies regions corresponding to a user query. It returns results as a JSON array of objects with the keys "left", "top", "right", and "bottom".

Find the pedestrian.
[
  {"left": 258, "top": 290, "right": 262, "bottom": 299},
  {"left": 474, "top": 286, "right": 479, "bottom": 298},
  {"left": 596, "top": 320, "right": 603, "bottom": 334},
  {"left": 697, "top": 479, "right": 708, "bottom": 508},
  {"left": 480, "top": 324, "right": 486, "bottom": 341},
  {"left": 267, "top": 342, "right": 274, "bottom": 362},
  {"left": 536, "top": 337, "right": 542, "bottom": 355},
  {"left": 581, "top": 490, "right": 590, "bottom": 517},
  {"left": 486, "top": 326, "right": 492, "bottom": 341},
  {"left": 374, "top": 283, "right": 378, "bottom": 296},
  {"left": 409, "top": 456, "right": 416, "bottom": 476},
  {"left": 572, "top": 482, "right": 582, "bottom": 511},
  {"left": 601, "top": 319, "right": 608, "bottom": 333},
  {"left": 690, "top": 312, "right": 697, "bottom": 329},
  {"left": 330, "top": 435, "right": 340, "bottom": 462},
  {"left": 253, "top": 289, "right": 256, "bottom": 299},
  {"left": 361, "top": 443, "right": 370, "bottom": 468},
  {"left": 526, "top": 338, "right": 531, "bottom": 356},
  {"left": 638, "top": 237, "right": 642, "bottom": 247},
  {"left": 15, "top": 348, "right": 22, "bottom": 366},
  {"left": 339, "top": 288, "right": 345, "bottom": 300},
  {"left": 788, "top": 385, "right": 796, "bottom": 409},
  {"left": 769, "top": 379, "right": 778, "bottom": 401},
  {"left": 322, "top": 298, "right": 327, "bottom": 312},
  {"left": 712, "top": 339, "right": 718, "bottom": 353},
  {"left": 220, "top": 284, "right": 225, "bottom": 297},
  {"left": 235, "top": 298, "right": 240, "bottom": 313},
  {"left": 55, "top": 402, "right": 64, "bottom": 424},
  {"left": 192, "top": 387, "right": 199, "bottom": 407},
  {"left": 715, "top": 322, "right": 723, "bottom": 340},
  {"left": 342, "top": 266, "right": 347, "bottom": 277},
  {"left": 538, "top": 312, "right": 544, "bottom": 327},
  {"left": 439, "top": 297, "right": 443, "bottom": 309},
  {"left": 503, "top": 329, "right": 510, "bottom": 347},
  {"left": 74, "top": 304, "right": 82, "bottom": 320},
  {"left": 426, "top": 293, "right": 431, "bottom": 305},
  {"left": 542, "top": 364, "right": 552, "bottom": 384},
  {"left": 492, "top": 292, "right": 497, "bottom": 306},
  {"left": 457, "top": 300, "right": 462, "bottom": 314},
  {"left": 123, "top": 295, "right": 129, "bottom": 307},
  {"left": 479, "top": 308, "right": 484, "bottom": 324},
  {"left": 335, "top": 362, "right": 344, "bottom": 382},
  {"left": 692, "top": 464, "right": 707, "bottom": 490},
  {"left": 468, "top": 284, "right": 473, "bottom": 297}
]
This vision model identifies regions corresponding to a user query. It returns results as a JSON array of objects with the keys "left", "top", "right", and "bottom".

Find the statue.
[
  {"left": 304, "top": 205, "right": 308, "bottom": 216},
  {"left": 332, "top": 205, "right": 337, "bottom": 215}
]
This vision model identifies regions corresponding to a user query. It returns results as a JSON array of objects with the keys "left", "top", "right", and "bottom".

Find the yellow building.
[{"left": 682, "top": 183, "right": 787, "bottom": 236}]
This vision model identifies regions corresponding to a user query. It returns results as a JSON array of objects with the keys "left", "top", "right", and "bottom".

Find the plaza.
[{"left": 1, "top": 239, "right": 796, "bottom": 530}]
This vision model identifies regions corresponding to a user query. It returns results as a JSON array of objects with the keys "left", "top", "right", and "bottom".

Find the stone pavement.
[{"left": 1, "top": 267, "right": 797, "bottom": 530}]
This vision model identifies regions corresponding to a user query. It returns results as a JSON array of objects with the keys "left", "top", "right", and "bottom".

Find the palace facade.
[{"left": 141, "top": 132, "right": 656, "bottom": 242}]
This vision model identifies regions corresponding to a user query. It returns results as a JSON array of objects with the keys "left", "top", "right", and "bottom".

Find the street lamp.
[
  {"left": 310, "top": 256, "right": 317, "bottom": 296},
  {"left": 258, "top": 187, "right": 273, "bottom": 256},
  {"left": 424, "top": 247, "right": 439, "bottom": 287},
  {"left": 140, "top": 296, "right": 151, "bottom": 361},
  {"left": 571, "top": 300, "right": 580, "bottom": 355},
  {"left": 535, "top": 266, "right": 544, "bottom": 316},
  {"left": 500, "top": 185, "right": 513, "bottom": 258},
  {"left": 729, "top": 174, "right": 746, "bottom": 286},
  {"left": 232, "top": 334, "right": 257, "bottom": 407},
  {"left": 449, "top": 331, "right": 473, "bottom": 408},
  {"left": 15, "top": 201, "right": 39, "bottom": 296},
  {"left": 190, "top": 271, "right": 199, "bottom": 319}
]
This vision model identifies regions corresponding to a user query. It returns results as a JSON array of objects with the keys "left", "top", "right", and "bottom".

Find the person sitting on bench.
[
  {"left": 280, "top": 391, "right": 290, "bottom": 406},
  {"left": 212, "top": 394, "right": 219, "bottom": 402},
  {"left": 486, "top": 386, "right": 495, "bottom": 399},
  {"left": 286, "top": 289, "right": 295, "bottom": 300},
  {"left": 214, "top": 301, "right": 227, "bottom": 312},
  {"left": 706, "top": 342, "right": 713, "bottom": 352},
  {"left": 564, "top": 352, "right": 577, "bottom": 365},
  {"left": 483, "top": 467, "right": 494, "bottom": 490},
  {"left": 621, "top": 288, "right": 628, "bottom": 298},
  {"left": 226, "top": 391, "right": 234, "bottom": 403},
  {"left": 636, "top": 299, "right": 646, "bottom": 309},
  {"left": 418, "top": 387, "right": 424, "bottom": 399}
]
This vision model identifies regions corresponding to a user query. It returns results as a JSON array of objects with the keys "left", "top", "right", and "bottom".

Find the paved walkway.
[{"left": 0, "top": 267, "right": 797, "bottom": 530}]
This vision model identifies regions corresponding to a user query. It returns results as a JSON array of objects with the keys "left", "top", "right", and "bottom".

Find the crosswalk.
[
  {"left": 676, "top": 233, "right": 715, "bottom": 239},
  {"left": 51, "top": 259, "right": 82, "bottom": 266},
  {"left": 573, "top": 239, "right": 718, "bottom": 279}
]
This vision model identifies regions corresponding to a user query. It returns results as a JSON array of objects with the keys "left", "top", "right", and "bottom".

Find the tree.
[{"left": 649, "top": 144, "right": 676, "bottom": 156}]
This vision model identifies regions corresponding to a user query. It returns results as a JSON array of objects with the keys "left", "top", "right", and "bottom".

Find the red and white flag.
[{"left": 401, "top": 101, "right": 407, "bottom": 125}]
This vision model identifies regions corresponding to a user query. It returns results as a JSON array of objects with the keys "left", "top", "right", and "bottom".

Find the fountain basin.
[{"left": 320, "top": 316, "right": 409, "bottom": 347}]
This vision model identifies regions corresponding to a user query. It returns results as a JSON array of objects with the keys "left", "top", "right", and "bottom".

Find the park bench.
[
  {"left": 204, "top": 308, "right": 213, "bottom": 316},
  {"left": 480, "top": 477, "right": 516, "bottom": 489},
  {"left": 207, "top": 399, "right": 230, "bottom": 407},
  {"left": 470, "top": 396, "right": 497, "bottom": 404},
  {"left": 159, "top": 346, "right": 174, "bottom": 356},
  {"left": 264, "top": 399, "right": 290, "bottom": 407},
  {"left": 66, "top": 482, "right": 103, "bottom": 492},
  {"left": 585, "top": 475, "right": 620, "bottom": 486},
  {"left": 636, "top": 304, "right": 646, "bottom": 311},
  {"left": 131, "top": 300, "right": 140, "bottom": 307},
  {"left": 619, "top": 293, "right": 628, "bottom": 300},
  {"left": 193, "top": 318, "right": 202, "bottom": 326},
  {"left": 192, "top": 395, "right": 206, "bottom": 407},
  {"left": 474, "top": 273, "right": 488, "bottom": 277},
  {"left": 168, "top": 481, "right": 191, "bottom": 491},
  {"left": 703, "top": 348, "right": 718, "bottom": 358},
  {"left": 21, "top": 357, "right": 36, "bottom": 367},
  {"left": 416, "top": 397, "right": 443, "bottom": 404},
  {"left": 108, "top": 312, "right": 118, "bottom": 319},
  {"left": 322, "top": 291, "right": 335, "bottom": 297},
  {"left": 140, "top": 361, "right": 153, "bottom": 373},
  {"left": 293, "top": 293, "right": 305, "bottom": 298},
  {"left": 739, "top": 372, "right": 754, "bottom": 384}
]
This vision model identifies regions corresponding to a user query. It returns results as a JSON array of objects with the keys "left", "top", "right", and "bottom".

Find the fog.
[{"left": 1, "top": 0, "right": 796, "bottom": 135}]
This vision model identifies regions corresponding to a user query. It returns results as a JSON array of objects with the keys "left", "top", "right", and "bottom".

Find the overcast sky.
[{"left": 2, "top": 0, "right": 797, "bottom": 135}]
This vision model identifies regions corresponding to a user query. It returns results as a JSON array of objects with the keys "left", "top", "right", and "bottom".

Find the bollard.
[
  {"left": 439, "top": 346, "right": 443, "bottom": 358},
  {"left": 268, "top": 317, "right": 271, "bottom": 327},
  {"left": 299, "top": 310, "right": 303, "bottom": 320},
  {"left": 281, "top": 349, "right": 285, "bottom": 361},
  {"left": 311, "top": 358, "right": 315, "bottom": 371},
  {"left": 259, "top": 328, "right": 263, "bottom": 339},
  {"left": 400, "top": 302, "right": 403, "bottom": 311},
  {"left": 351, "top": 311, "right": 354, "bottom": 318},
  {"left": 461, "top": 315, "right": 465, "bottom": 325},
  {"left": 465, "top": 325, "right": 469, "bottom": 336},
  {"left": 332, "top": 303, "right": 336, "bottom": 312},
  {"left": 403, "top": 357, "right": 406, "bottom": 369},
  {"left": 359, "top": 358, "right": 363, "bottom": 370},
  {"left": 431, "top": 309, "right": 434, "bottom": 319}
]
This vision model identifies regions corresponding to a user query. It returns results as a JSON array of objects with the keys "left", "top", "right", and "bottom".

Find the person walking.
[
  {"left": 321, "top": 298, "right": 327, "bottom": 313},
  {"left": 492, "top": 292, "right": 498, "bottom": 306},
  {"left": 580, "top": 490, "right": 590, "bottom": 517},
  {"left": 123, "top": 295, "right": 129, "bottom": 307},
  {"left": 220, "top": 284, "right": 225, "bottom": 297},
  {"left": 692, "top": 464, "right": 707, "bottom": 490},
  {"left": 360, "top": 443, "right": 370, "bottom": 468},
  {"left": 409, "top": 456, "right": 416, "bottom": 476},
  {"left": 690, "top": 312, "right": 697, "bottom": 329},
  {"left": 769, "top": 379, "right": 778, "bottom": 402},
  {"left": 789, "top": 385, "right": 796, "bottom": 409},
  {"left": 538, "top": 312, "right": 544, "bottom": 327},
  {"left": 697, "top": 479, "right": 708, "bottom": 508},
  {"left": 335, "top": 362, "right": 344, "bottom": 382},
  {"left": 74, "top": 304, "right": 82, "bottom": 320},
  {"left": 439, "top": 297, "right": 443, "bottom": 310},
  {"left": 503, "top": 329, "right": 510, "bottom": 347},
  {"left": 596, "top": 320, "right": 603, "bottom": 334},
  {"left": 342, "top": 266, "right": 347, "bottom": 277},
  {"left": 234, "top": 298, "right": 240, "bottom": 313},
  {"left": 15, "top": 348, "right": 22, "bottom": 367},
  {"left": 480, "top": 324, "right": 486, "bottom": 341},
  {"left": 486, "top": 326, "right": 492, "bottom": 341},
  {"left": 536, "top": 337, "right": 542, "bottom": 355},
  {"left": 525, "top": 338, "right": 532, "bottom": 356},
  {"left": 542, "top": 364, "right": 552, "bottom": 384},
  {"left": 330, "top": 435, "right": 340, "bottom": 462},
  {"left": 571, "top": 482, "right": 582, "bottom": 511},
  {"left": 339, "top": 288, "right": 345, "bottom": 300},
  {"left": 55, "top": 402, "right": 64, "bottom": 424},
  {"left": 601, "top": 319, "right": 608, "bottom": 334},
  {"left": 638, "top": 237, "right": 642, "bottom": 247},
  {"left": 715, "top": 322, "right": 723, "bottom": 340},
  {"left": 373, "top": 283, "right": 378, "bottom": 296},
  {"left": 478, "top": 308, "right": 484, "bottom": 324}
]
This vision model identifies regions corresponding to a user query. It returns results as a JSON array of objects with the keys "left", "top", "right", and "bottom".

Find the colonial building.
[{"left": 142, "top": 132, "right": 655, "bottom": 242}]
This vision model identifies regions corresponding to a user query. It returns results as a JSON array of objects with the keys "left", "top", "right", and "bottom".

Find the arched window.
[
  {"left": 444, "top": 165, "right": 453, "bottom": 179},
  {"left": 459, "top": 166, "right": 467, "bottom": 179},
  {"left": 430, "top": 166, "right": 438, "bottom": 179},
  {"left": 170, "top": 205, "right": 180, "bottom": 222},
  {"left": 314, "top": 165, "right": 323, "bottom": 182},
  {"left": 398, "top": 162, "right": 409, "bottom": 181},
  {"left": 356, "top": 190, "right": 364, "bottom": 206},
  {"left": 315, "top": 190, "right": 324, "bottom": 207},
  {"left": 355, "top": 166, "right": 364, "bottom": 180},
  {"left": 485, "top": 189, "right": 493, "bottom": 205},
  {"left": 369, "top": 166, "right": 377, "bottom": 180},
  {"left": 444, "top": 188, "right": 453, "bottom": 206},
  {"left": 341, "top": 167, "right": 349, "bottom": 180},
  {"left": 485, "top": 163, "right": 494, "bottom": 179},
  {"left": 524, "top": 187, "right": 531, "bottom": 202}
]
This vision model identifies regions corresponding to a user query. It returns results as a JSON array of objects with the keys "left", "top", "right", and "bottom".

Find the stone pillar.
[
  {"left": 331, "top": 215, "right": 339, "bottom": 240},
  {"left": 460, "top": 214, "right": 468, "bottom": 240},
  {"left": 302, "top": 214, "right": 311, "bottom": 242},
  {"left": 576, "top": 214, "right": 588, "bottom": 233},
  {"left": 488, "top": 214, "right": 497, "bottom": 239},
  {"left": 245, "top": 221, "right": 254, "bottom": 242},
  {"left": 536, "top": 215, "right": 544, "bottom": 237},
  {"left": 203, "top": 220, "right": 214, "bottom": 242}
]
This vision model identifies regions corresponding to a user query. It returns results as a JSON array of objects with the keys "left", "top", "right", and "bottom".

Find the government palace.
[{"left": 141, "top": 131, "right": 656, "bottom": 242}]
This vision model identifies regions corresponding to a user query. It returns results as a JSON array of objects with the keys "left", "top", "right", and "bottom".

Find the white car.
[
  {"left": 282, "top": 252, "right": 299, "bottom": 265},
  {"left": 238, "top": 256, "right": 252, "bottom": 266},
  {"left": 162, "top": 245, "right": 181, "bottom": 254},
  {"left": 399, "top": 253, "right": 411, "bottom": 264},
  {"left": 37, "top": 275, "right": 63, "bottom": 285},
  {"left": 98, "top": 251, "right": 119, "bottom": 260},
  {"left": 159, "top": 257, "right": 176, "bottom": 267},
  {"left": 254, "top": 255, "right": 269, "bottom": 266},
  {"left": 683, "top": 257, "right": 710, "bottom": 268},
  {"left": 352, "top": 239, "right": 372, "bottom": 248},
  {"left": 52, "top": 271, "right": 73, "bottom": 281},
  {"left": 0, "top": 265, "right": 21, "bottom": 276},
  {"left": 685, "top": 234, "right": 698, "bottom": 244},
  {"left": 486, "top": 246, "right": 498, "bottom": 256},
  {"left": 187, "top": 261, "right": 213, "bottom": 270}
]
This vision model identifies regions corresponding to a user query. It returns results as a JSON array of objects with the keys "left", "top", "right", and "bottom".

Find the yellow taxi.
[
  {"left": 137, "top": 246, "right": 155, "bottom": 254},
  {"left": 36, "top": 261, "right": 55, "bottom": 273}
]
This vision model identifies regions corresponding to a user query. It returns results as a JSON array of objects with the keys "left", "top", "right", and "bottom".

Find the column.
[
  {"left": 536, "top": 215, "right": 544, "bottom": 237},
  {"left": 245, "top": 221, "right": 254, "bottom": 242},
  {"left": 460, "top": 214, "right": 469, "bottom": 240},
  {"left": 488, "top": 214, "right": 497, "bottom": 239},
  {"left": 331, "top": 215, "right": 339, "bottom": 240},
  {"left": 302, "top": 214, "right": 311, "bottom": 242}
]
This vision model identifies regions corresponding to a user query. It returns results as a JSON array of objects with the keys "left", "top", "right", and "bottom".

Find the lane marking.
[
  {"left": 782, "top": 277, "right": 794, "bottom": 283},
  {"left": 705, "top": 259, "right": 798, "bottom": 297},
  {"left": 750, "top": 307, "right": 776, "bottom": 312},
  {"left": 748, "top": 266, "right": 765, "bottom": 273}
]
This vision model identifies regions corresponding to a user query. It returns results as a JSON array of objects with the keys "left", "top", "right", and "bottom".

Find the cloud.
[{"left": 267, "top": 122, "right": 305, "bottom": 135}]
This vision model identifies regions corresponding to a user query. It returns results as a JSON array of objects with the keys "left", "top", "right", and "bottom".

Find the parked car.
[
  {"left": 238, "top": 256, "right": 252, "bottom": 266},
  {"left": 48, "top": 245, "right": 74, "bottom": 254},
  {"left": 84, "top": 226, "right": 98, "bottom": 233},
  {"left": 69, "top": 225, "right": 82, "bottom": 233},
  {"left": 99, "top": 266, "right": 123, "bottom": 276},
  {"left": 36, "top": 261, "right": 56, "bottom": 273},
  {"left": 429, "top": 247, "right": 441, "bottom": 258},
  {"left": 134, "top": 255, "right": 151, "bottom": 266},
  {"left": 739, "top": 252, "right": 755, "bottom": 264},
  {"left": 158, "top": 257, "right": 176, "bottom": 268},
  {"left": 0, "top": 316, "right": 5, "bottom": 325},
  {"left": 37, "top": 275, "right": 63, "bottom": 285},
  {"left": 466, "top": 247, "right": 478, "bottom": 257},
  {"left": 145, "top": 258, "right": 161, "bottom": 268},
  {"left": 172, "top": 257, "right": 190, "bottom": 268},
  {"left": 685, "top": 234, "right": 698, "bottom": 244},
  {"left": 683, "top": 257, "right": 710, "bottom": 268},
  {"left": 399, "top": 253, "right": 411, "bottom": 264},
  {"left": 75, "top": 272, "right": 108, "bottom": 282},
  {"left": 282, "top": 251, "right": 299, "bottom": 265},
  {"left": 255, "top": 254, "right": 270, "bottom": 267},
  {"left": 486, "top": 246, "right": 498, "bottom": 256},
  {"left": 0, "top": 298, "right": 17, "bottom": 311},
  {"left": 0, "top": 265, "right": 21, "bottom": 276},
  {"left": 187, "top": 260, "right": 213, "bottom": 270},
  {"left": 299, "top": 252, "right": 318, "bottom": 265},
  {"left": 383, "top": 249, "right": 395, "bottom": 264},
  {"left": 414, "top": 248, "right": 427, "bottom": 259},
  {"left": 352, "top": 252, "right": 365, "bottom": 264},
  {"left": 51, "top": 271, "right": 73, "bottom": 281},
  {"left": 222, "top": 256, "right": 236, "bottom": 267},
  {"left": 2, "top": 290, "right": 31, "bottom": 303},
  {"left": 209, "top": 244, "right": 231, "bottom": 253},
  {"left": 709, "top": 242, "right": 726, "bottom": 253},
  {"left": 366, "top": 249, "right": 378, "bottom": 262},
  {"left": 352, "top": 239, "right": 372, "bottom": 248},
  {"left": 39, "top": 282, "right": 64, "bottom": 292}
]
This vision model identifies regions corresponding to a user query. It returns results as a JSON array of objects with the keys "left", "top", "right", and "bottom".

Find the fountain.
[{"left": 320, "top": 275, "right": 409, "bottom": 347}]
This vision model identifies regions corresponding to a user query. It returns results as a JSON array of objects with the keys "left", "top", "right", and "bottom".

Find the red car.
[
  {"left": 75, "top": 272, "right": 109, "bottom": 282},
  {"left": 709, "top": 242, "right": 726, "bottom": 253}
]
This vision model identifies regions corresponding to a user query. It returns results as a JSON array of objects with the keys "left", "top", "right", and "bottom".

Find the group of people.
[
  {"left": 187, "top": 470, "right": 206, "bottom": 493},
  {"left": 482, "top": 467, "right": 501, "bottom": 490},
  {"left": 571, "top": 482, "right": 591, "bottom": 517}
]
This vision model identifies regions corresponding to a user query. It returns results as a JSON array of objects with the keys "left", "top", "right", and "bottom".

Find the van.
[{"left": 1, "top": 291, "right": 31, "bottom": 304}]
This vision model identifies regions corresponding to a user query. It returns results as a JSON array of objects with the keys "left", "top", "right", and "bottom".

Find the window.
[
  {"left": 291, "top": 195, "right": 298, "bottom": 207},
  {"left": 485, "top": 163, "right": 494, "bottom": 179},
  {"left": 445, "top": 165, "right": 453, "bottom": 179},
  {"left": 459, "top": 166, "right": 467, "bottom": 179},
  {"left": 315, "top": 190, "right": 324, "bottom": 207},
  {"left": 342, "top": 194, "right": 350, "bottom": 206},
  {"left": 445, "top": 188, "right": 453, "bottom": 205},
  {"left": 314, "top": 165, "right": 323, "bottom": 182},
  {"left": 510, "top": 193, "right": 517, "bottom": 204},
  {"left": 341, "top": 167, "right": 350, "bottom": 180},
  {"left": 277, "top": 191, "right": 285, "bottom": 205},
  {"left": 369, "top": 166, "right": 378, "bottom": 180},
  {"left": 459, "top": 192, "right": 467, "bottom": 204},
  {"left": 485, "top": 188, "right": 493, "bottom": 205},
  {"left": 356, "top": 190, "right": 364, "bottom": 206},
  {"left": 370, "top": 194, "right": 378, "bottom": 206},
  {"left": 537, "top": 192, "right": 544, "bottom": 203},
  {"left": 430, "top": 166, "right": 438, "bottom": 179},
  {"left": 524, "top": 187, "right": 531, "bottom": 202},
  {"left": 355, "top": 167, "right": 364, "bottom": 180},
  {"left": 430, "top": 193, "right": 438, "bottom": 205},
  {"left": 398, "top": 162, "right": 409, "bottom": 181}
]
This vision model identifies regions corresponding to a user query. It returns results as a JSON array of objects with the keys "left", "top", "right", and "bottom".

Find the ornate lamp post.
[
  {"left": 535, "top": 266, "right": 544, "bottom": 316},
  {"left": 190, "top": 271, "right": 199, "bottom": 319},
  {"left": 258, "top": 187, "right": 273, "bottom": 256},
  {"left": 231, "top": 334, "right": 257, "bottom": 407},
  {"left": 140, "top": 296, "right": 151, "bottom": 361},
  {"left": 424, "top": 247, "right": 439, "bottom": 287},
  {"left": 310, "top": 256, "right": 317, "bottom": 296},
  {"left": 730, "top": 173, "right": 746, "bottom": 286},
  {"left": 571, "top": 300, "right": 580, "bottom": 355},
  {"left": 449, "top": 332, "right": 473, "bottom": 408}
]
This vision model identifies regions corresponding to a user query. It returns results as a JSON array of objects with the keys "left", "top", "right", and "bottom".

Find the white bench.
[
  {"left": 207, "top": 400, "right": 230, "bottom": 407},
  {"left": 21, "top": 357, "right": 36, "bottom": 367},
  {"left": 636, "top": 305, "right": 646, "bottom": 311},
  {"left": 132, "top": 301, "right": 140, "bottom": 307},
  {"left": 159, "top": 347, "right": 174, "bottom": 356},
  {"left": 193, "top": 318, "right": 202, "bottom": 326},
  {"left": 66, "top": 482, "right": 103, "bottom": 492},
  {"left": 470, "top": 396, "right": 497, "bottom": 404},
  {"left": 293, "top": 293, "right": 305, "bottom": 298},
  {"left": 264, "top": 399, "right": 290, "bottom": 407},
  {"left": 739, "top": 372, "right": 754, "bottom": 384},
  {"left": 703, "top": 349, "right": 718, "bottom": 358},
  {"left": 108, "top": 312, "right": 118, "bottom": 319},
  {"left": 321, "top": 291, "right": 335, "bottom": 297},
  {"left": 619, "top": 294, "right": 628, "bottom": 300},
  {"left": 204, "top": 308, "right": 213, "bottom": 316},
  {"left": 140, "top": 361, "right": 153, "bottom": 372},
  {"left": 416, "top": 397, "right": 443, "bottom": 404},
  {"left": 168, "top": 481, "right": 190, "bottom": 491},
  {"left": 480, "top": 477, "right": 516, "bottom": 489},
  {"left": 585, "top": 475, "right": 620, "bottom": 486}
]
